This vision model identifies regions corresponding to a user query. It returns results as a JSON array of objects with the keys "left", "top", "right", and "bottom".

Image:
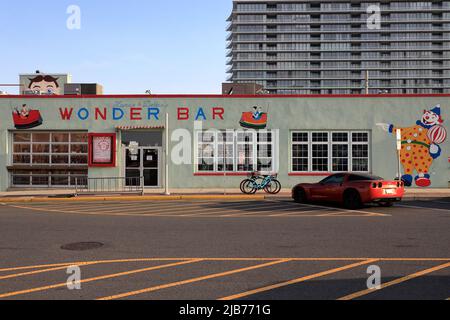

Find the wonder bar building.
[{"left": 0, "top": 94, "right": 448, "bottom": 192}]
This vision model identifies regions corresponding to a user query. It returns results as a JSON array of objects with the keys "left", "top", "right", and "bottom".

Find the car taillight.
[
  {"left": 372, "top": 183, "right": 377, "bottom": 188},
  {"left": 378, "top": 182, "right": 383, "bottom": 188}
]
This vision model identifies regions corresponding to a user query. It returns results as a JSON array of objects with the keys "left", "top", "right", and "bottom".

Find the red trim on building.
[
  {"left": 88, "top": 133, "right": 117, "bottom": 167},
  {"left": 288, "top": 173, "right": 332, "bottom": 177},
  {"left": 1, "top": 93, "right": 450, "bottom": 99}
]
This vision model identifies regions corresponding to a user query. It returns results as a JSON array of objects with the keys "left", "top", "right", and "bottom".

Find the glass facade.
[
  {"left": 227, "top": 1, "right": 450, "bottom": 94},
  {"left": 10, "top": 131, "right": 88, "bottom": 187}
]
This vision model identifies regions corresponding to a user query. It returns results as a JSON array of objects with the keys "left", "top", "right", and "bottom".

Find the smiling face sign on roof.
[{"left": 377, "top": 105, "right": 447, "bottom": 188}]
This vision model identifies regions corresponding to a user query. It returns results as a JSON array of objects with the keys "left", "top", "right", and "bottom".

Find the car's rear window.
[{"left": 348, "top": 174, "right": 383, "bottom": 181}]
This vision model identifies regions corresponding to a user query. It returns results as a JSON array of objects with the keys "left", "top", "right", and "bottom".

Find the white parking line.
[
  {"left": 397, "top": 204, "right": 450, "bottom": 213},
  {"left": 268, "top": 209, "right": 328, "bottom": 217}
]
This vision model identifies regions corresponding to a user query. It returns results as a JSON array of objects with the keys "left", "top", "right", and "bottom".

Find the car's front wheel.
[
  {"left": 343, "top": 190, "right": 362, "bottom": 210},
  {"left": 293, "top": 188, "right": 307, "bottom": 203}
]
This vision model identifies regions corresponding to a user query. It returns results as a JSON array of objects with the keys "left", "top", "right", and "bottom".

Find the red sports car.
[{"left": 292, "top": 173, "right": 405, "bottom": 209}]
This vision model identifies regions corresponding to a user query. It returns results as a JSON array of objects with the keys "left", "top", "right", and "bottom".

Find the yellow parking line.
[
  {"left": 338, "top": 262, "right": 450, "bottom": 300},
  {"left": 0, "top": 262, "right": 99, "bottom": 281},
  {"left": 217, "top": 203, "right": 307, "bottom": 217},
  {"left": 0, "top": 259, "right": 203, "bottom": 299},
  {"left": 185, "top": 201, "right": 301, "bottom": 217},
  {"left": 71, "top": 201, "right": 203, "bottom": 213},
  {"left": 218, "top": 258, "right": 379, "bottom": 300},
  {"left": 97, "top": 259, "right": 291, "bottom": 300}
]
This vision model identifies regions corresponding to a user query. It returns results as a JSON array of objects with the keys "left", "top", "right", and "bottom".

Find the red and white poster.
[
  {"left": 92, "top": 136, "right": 112, "bottom": 163},
  {"left": 88, "top": 133, "right": 116, "bottom": 167}
]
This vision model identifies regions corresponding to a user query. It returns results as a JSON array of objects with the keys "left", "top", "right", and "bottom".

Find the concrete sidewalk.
[{"left": 0, "top": 188, "right": 449, "bottom": 203}]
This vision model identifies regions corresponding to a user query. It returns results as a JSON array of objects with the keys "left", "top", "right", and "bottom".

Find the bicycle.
[{"left": 240, "top": 172, "right": 281, "bottom": 194}]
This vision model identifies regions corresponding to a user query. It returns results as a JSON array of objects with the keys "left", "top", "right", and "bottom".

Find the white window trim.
[
  {"left": 195, "top": 129, "right": 276, "bottom": 173},
  {"left": 290, "top": 130, "right": 371, "bottom": 174}
]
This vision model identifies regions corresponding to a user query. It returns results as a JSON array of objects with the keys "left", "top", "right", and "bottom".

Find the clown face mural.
[{"left": 377, "top": 105, "right": 447, "bottom": 187}]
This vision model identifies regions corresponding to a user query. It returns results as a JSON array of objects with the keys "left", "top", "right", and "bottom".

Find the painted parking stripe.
[
  {"left": 97, "top": 259, "right": 291, "bottom": 300},
  {"left": 397, "top": 204, "right": 450, "bottom": 213},
  {"left": 48, "top": 201, "right": 211, "bottom": 213},
  {"left": 338, "top": 262, "right": 450, "bottom": 300},
  {"left": 182, "top": 202, "right": 308, "bottom": 217},
  {"left": 0, "top": 259, "right": 203, "bottom": 299},
  {"left": 110, "top": 201, "right": 266, "bottom": 216},
  {"left": 218, "top": 202, "right": 318, "bottom": 217},
  {"left": 147, "top": 201, "right": 290, "bottom": 217},
  {"left": 219, "top": 259, "right": 379, "bottom": 301},
  {"left": 268, "top": 209, "right": 329, "bottom": 217}
]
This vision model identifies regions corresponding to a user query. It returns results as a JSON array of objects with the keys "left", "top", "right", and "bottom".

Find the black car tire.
[
  {"left": 343, "top": 190, "right": 363, "bottom": 210},
  {"left": 293, "top": 188, "right": 307, "bottom": 203}
]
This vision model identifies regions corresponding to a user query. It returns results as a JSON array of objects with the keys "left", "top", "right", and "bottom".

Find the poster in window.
[{"left": 88, "top": 133, "right": 116, "bottom": 167}]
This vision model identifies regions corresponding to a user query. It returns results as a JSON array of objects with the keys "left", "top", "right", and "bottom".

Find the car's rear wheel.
[
  {"left": 293, "top": 188, "right": 307, "bottom": 203},
  {"left": 379, "top": 201, "right": 394, "bottom": 207},
  {"left": 343, "top": 190, "right": 362, "bottom": 210}
]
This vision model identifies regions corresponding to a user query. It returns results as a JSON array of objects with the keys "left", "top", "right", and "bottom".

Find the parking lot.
[{"left": 0, "top": 198, "right": 449, "bottom": 300}]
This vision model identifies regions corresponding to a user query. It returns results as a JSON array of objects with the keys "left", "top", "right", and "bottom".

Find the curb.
[{"left": 0, "top": 194, "right": 266, "bottom": 203}]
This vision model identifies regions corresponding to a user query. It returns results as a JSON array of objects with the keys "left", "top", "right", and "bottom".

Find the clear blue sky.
[{"left": 0, "top": 0, "right": 232, "bottom": 94}]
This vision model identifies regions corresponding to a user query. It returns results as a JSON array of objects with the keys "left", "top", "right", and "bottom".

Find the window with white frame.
[
  {"left": 196, "top": 130, "right": 275, "bottom": 173},
  {"left": 10, "top": 131, "right": 88, "bottom": 187},
  {"left": 291, "top": 131, "right": 370, "bottom": 173}
]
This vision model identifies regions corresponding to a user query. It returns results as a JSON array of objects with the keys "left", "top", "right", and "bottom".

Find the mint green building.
[{"left": 0, "top": 94, "right": 448, "bottom": 192}]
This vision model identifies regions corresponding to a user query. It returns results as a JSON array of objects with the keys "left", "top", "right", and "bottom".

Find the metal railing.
[{"left": 74, "top": 177, "right": 144, "bottom": 196}]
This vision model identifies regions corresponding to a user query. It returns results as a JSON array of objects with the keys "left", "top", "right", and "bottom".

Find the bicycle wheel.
[
  {"left": 264, "top": 179, "right": 281, "bottom": 194},
  {"left": 241, "top": 179, "right": 257, "bottom": 194}
]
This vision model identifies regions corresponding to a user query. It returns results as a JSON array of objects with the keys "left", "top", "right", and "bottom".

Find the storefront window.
[
  {"left": 10, "top": 131, "right": 88, "bottom": 187},
  {"left": 291, "top": 131, "right": 370, "bottom": 173},
  {"left": 196, "top": 130, "right": 275, "bottom": 173}
]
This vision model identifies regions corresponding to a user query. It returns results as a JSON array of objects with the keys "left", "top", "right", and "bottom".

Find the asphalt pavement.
[{"left": 0, "top": 198, "right": 449, "bottom": 300}]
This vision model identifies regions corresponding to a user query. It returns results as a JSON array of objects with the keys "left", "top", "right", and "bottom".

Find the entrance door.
[{"left": 125, "top": 147, "right": 161, "bottom": 187}]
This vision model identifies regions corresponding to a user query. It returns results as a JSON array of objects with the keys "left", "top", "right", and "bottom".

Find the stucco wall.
[{"left": 0, "top": 95, "right": 448, "bottom": 191}]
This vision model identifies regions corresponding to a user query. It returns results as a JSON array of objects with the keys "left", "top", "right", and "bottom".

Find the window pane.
[
  {"left": 12, "top": 175, "right": 30, "bottom": 185},
  {"left": 52, "top": 155, "right": 69, "bottom": 164},
  {"left": 352, "top": 132, "right": 369, "bottom": 142},
  {"left": 52, "top": 145, "right": 69, "bottom": 153},
  {"left": 13, "top": 155, "right": 31, "bottom": 164},
  {"left": 32, "top": 133, "right": 50, "bottom": 142},
  {"left": 32, "top": 144, "right": 50, "bottom": 153},
  {"left": 258, "top": 132, "right": 272, "bottom": 142},
  {"left": 32, "top": 175, "right": 49, "bottom": 186},
  {"left": 237, "top": 131, "right": 254, "bottom": 142},
  {"left": 71, "top": 155, "right": 88, "bottom": 165},
  {"left": 32, "top": 155, "right": 50, "bottom": 164},
  {"left": 312, "top": 132, "right": 328, "bottom": 142},
  {"left": 332, "top": 132, "right": 349, "bottom": 142},
  {"left": 71, "top": 133, "right": 88, "bottom": 143},
  {"left": 13, "top": 144, "right": 31, "bottom": 153},
  {"left": 52, "top": 133, "right": 69, "bottom": 143},
  {"left": 13, "top": 133, "right": 31, "bottom": 143},
  {"left": 292, "top": 132, "right": 308, "bottom": 142},
  {"left": 312, "top": 144, "right": 328, "bottom": 171},
  {"left": 71, "top": 144, "right": 88, "bottom": 154}
]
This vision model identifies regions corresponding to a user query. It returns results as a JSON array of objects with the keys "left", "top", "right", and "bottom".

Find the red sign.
[{"left": 88, "top": 133, "right": 116, "bottom": 167}]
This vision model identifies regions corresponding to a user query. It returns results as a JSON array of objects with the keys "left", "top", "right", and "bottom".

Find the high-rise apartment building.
[{"left": 226, "top": 1, "right": 450, "bottom": 94}]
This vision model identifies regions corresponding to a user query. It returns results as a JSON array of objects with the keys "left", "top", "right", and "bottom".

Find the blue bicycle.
[{"left": 240, "top": 172, "right": 281, "bottom": 194}]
